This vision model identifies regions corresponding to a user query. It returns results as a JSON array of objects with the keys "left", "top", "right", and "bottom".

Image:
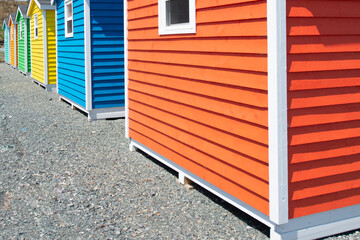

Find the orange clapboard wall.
[
  {"left": 287, "top": 0, "right": 360, "bottom": 219},
  {"left": 127, "top": 0, "right": 269, "bottom": 214},
  {"left": 16, "top": 26, "right": 18, "bottom": 67}
]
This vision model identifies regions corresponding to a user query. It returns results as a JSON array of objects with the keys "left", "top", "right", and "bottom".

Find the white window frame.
[
  {"left": 65, "top": 0, "right": 74, "bottom": 38},
  {"left": 158, "top": 0, "right": 196, "bottom": 35},
  {"left": 34, "top": 14, "right": 38, "bottom": 39},
  {"left": 20, "top": 21, "right": 23, "bottom": 40},
  {"left": 11, "top": 26, "right": 14, "bottom": 41}
]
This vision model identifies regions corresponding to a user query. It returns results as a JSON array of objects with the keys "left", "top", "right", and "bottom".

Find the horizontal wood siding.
[
  {"left": 16, "top": 26, "right": 18, "bottom": 67},
  {"left": 17, "top": 17, "right": 26, "bottom": 72},
  {"left": 46, "top": 10, "right": 57, "bottom": 85},
  {"left": 57, "top": 0, "right": 86, "bottom": 107},
  {"left": 4, "top": 27, "right": 9, "bottom": 63},
  {"left": 127, "top": 0, "right": 269, "bottom": 215},
  {"left": 287, "top": 0, "right": 360, "bottom": 219},
  {"left": 30, "top": 5, "right": 45, "bottom": 84},
  {"left": 10, "top": 23, "right": 15, "bottom": 67},
  {"left": 90, "top": 0, "right": 125, "bottom": 109}
]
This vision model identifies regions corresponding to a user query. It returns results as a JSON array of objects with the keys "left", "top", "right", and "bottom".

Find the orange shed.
[{"left": 125, "top": 0, "right": 360, "bottom": 239}]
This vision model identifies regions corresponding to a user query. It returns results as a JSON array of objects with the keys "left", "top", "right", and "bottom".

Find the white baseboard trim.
[
  {"left": 32, "top": 78, "right": 56, "bottom": 92},
  {"left": 129, "top": 139, "right": 360, "bottom": 240},
  {"left": 59, "top": 95, "right": 125, "bottom": 121}
]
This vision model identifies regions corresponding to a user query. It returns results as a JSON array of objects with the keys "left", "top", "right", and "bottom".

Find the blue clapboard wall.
[
  {"left": 55, "top": 0, "right": 124, "bottom": 110},
  {"left": 90, "top": 0, "right": 125, "bottom": 109},
  {"left": 56, "top": 0, "right": 86, "bottom": 107}
]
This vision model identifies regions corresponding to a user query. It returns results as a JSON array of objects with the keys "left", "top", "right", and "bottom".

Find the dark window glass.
[
  {"left": 35, "top": 28, "right": 38, "bottom": 38},
  {"left": 166, "top": 0, "right": 189, "bottom": 26},
  {"left": 67, "top": 21, "right": 73, "bottom": 34}
]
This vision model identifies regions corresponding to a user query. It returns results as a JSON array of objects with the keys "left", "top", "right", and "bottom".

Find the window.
[
  {"left": 20, "top": 21, "right": 23, "bottom": 40},
  {"left": 34, "top": 14, "right": 38, "bottom": 39},
  {"left": 158, "top": 0, "right": 196, "bottom": 35},
  {"left": 65, "top": 0, "right": 73, "bottom": 38},
  {"left": 10, "top": 27, "right": 13, "bottom": 41}
]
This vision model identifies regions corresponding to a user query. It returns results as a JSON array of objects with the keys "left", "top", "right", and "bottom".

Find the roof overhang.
[
  {"left": 16, "top": 6, "right": 29, "bottom": 22},
  {"left": 8, "top": 14, "right": 17, "bottom": 26},
  {"left": 27, "top": 0, "right": 56, "bottom": 16},
  {"left": 2, "top": 20, "right": 8, "bottom": 30}
]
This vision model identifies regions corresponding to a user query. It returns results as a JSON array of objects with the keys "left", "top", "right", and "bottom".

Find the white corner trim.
[
  {"left": 25, "top": 19, "right": 28, "bottom": 72},
  {"left": 29, "top": 18, "right": 33, "bottom": 73},
  {"left": 55, "top": 6, "right": 59, "bottom": 93},
  {"left": 158, "top": 0, "right": 196, "bottom": 35},
  {"left": 268, "top": 0, "right": 288, "bottom": 225},
  {"left": 14, "top": 24, "right": 17, "bottom": 68},
  {"left": 43, "top": 10, "right": 48, "bottom": 85},
  {"left": 84, "top": 0, "right": 92, "bottom": 111},
  {"left": 124, "top": 0, "right": 129, "bottom": 138}
]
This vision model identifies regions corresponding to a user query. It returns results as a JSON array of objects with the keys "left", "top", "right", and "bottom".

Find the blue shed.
[
  {"left": 51, "top": 0, "right": 125, "bottom": 120},
  {"left": 2, "top": 18, "right": 10, "bottom": 64}
]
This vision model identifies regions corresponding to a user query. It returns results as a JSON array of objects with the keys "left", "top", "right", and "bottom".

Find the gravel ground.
[{"left": 0, "top": 63, "right": 359, "bottom": 240}]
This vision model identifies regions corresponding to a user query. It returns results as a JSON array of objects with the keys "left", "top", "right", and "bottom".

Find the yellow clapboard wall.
[
  {"left": 46, "top": 10, "right": 56, "bottom": 85},
  {"left": 30, "top": 4, "right": 45, "bottom": 84}
]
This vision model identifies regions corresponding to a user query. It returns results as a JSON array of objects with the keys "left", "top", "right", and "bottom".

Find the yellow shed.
[{"left": 27, "top": 0, "right": 56, "bottom": 92}]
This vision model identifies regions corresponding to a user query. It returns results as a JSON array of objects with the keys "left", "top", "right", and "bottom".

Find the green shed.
[{"left": 16, "top": 5, "right": 31, "bottom": 75}]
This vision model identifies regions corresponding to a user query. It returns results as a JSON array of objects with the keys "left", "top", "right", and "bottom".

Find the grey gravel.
[{"left": 0, "top": 63, "right": 359, "bottom": 240}]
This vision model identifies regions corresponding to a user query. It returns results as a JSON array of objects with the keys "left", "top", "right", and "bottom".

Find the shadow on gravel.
[
  {"left": 60, "top": 100, "right": 88, "bottom": 118},
  {"left": 192, "top": 184, "right": 271, "bottom": 238},
  {"left": 138, "top": 151, "right": 178, "bottom": 178},
  {"left": 106, "top": 118, "right": 124, "bottom": 121},
  {"left": 136, "top": 150, "right": 271, "bottom": 238}
]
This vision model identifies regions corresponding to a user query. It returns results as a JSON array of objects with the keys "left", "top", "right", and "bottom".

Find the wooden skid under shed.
[
  {"left": 59, "top": 96, "right": 125, "bottom": 121},
  {"left": 32, "top": 79, "right": 56, "bottom": 92},
  {"left": 128, "top": 139, "right": 360, "bottom": 240}
]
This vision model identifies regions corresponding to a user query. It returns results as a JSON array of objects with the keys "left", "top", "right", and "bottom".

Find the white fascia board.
[
  {"left": 124, "top": 0, "right": 129, "bottom": 138},
  {"left": 268, "top": 0, "right": 288, "bottom": 225},
  {"left": 27, "top": 0, "right": 35, "bottom": 16},
  {"left": 17, "top": 7, "right": 30, "bottom": 19},
  {"left": 15, "top": 9, "right": 21, "bottom": 21}
]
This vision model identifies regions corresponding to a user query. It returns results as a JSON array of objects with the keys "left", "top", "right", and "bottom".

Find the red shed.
[{"left": 124, "top": 0, "right": 360, "bottom": 239}]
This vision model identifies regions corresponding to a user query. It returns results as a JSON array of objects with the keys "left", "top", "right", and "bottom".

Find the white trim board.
[
  {"left": 130, "top": 139, "right": 360, "bottom": 240},
  {"left": 267, "top": 0, "right": 288, "bottom": 225},
  {"left": 32, "top": 78, "right": 56, "bottom": 92},
  {"left": 129, "top": 139, "right": 274, "bottom": 227},
  {"left": 14, "top": 23, "right": 17, "bottom": 68},
  {"left": 55, "top": 6, "right": 58, "bottom": 93},
  {"left": 59, "top": 95, "right": 125, "bottom": 121},
  {"left": 84, "top": 0, "right": 92, "bottom": 111},
  {"left": 124, "top": 0, "right": 129, "bottom": 138},
  {"left": 25, "top": 18, "right": 28, "bottom": 73},
  {"left": 43, "top": 10, "right": 48, "bottom": 85},
  {"left": 158, "top": 0, "right": 196, "bottom": 35}
]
